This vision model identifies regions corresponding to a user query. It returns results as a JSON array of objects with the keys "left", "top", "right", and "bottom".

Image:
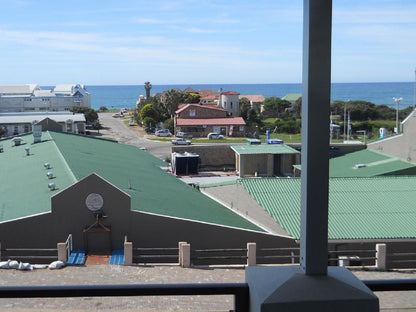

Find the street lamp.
[{"left": 393, "top": 97, "right": 402, "bottom": 134}]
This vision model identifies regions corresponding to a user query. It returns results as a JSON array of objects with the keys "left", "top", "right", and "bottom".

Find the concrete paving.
[{"left": 0, "top": 265, "right": 415, "bottom": 311}]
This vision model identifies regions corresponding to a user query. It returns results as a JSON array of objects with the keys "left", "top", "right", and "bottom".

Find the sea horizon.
[{"left": 41, "top": 82, "right": 415, "bottom": 110}]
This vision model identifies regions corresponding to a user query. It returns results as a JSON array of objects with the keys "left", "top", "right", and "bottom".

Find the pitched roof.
[
  {"left": 239, "top": 176, "right": 416, "bottom": 240},
  {"left": 176, "top": 117, "right": 246, "bottom": 126},
  {"left": 175, "top": 103, "right": 227, "bottom": 115},
  {"left": 282, "top": 93, "right": 302, "bottom": 102},
  {"left": 183, "top": 87, "right": 197, "bottom": 93},
  {"left": 239, "top": 95, "right": 265, "bottom": 103},
  {"left": 0, "top": 131, "right": 260, "bottom": 232}
]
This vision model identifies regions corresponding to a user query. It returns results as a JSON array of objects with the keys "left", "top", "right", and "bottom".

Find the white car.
[
  {"left": 155, "top": 129, "right": 172, "bottom": 137},
  {"left": 172, "top": 138, "right": 191, "bottom": 145},
  {"left": 207, "top": 132, "right": 224, "bottom": 140}
]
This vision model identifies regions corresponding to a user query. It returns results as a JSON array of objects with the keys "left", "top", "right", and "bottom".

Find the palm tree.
[{"left": 144, "top": 82, "right": 152, "bottom": 99}]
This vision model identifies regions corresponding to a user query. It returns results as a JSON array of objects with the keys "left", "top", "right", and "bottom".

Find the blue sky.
[{"left": 0, "top": 0, "right": 415, "bottom": 85}]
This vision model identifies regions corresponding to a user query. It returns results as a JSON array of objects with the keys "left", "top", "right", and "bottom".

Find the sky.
[{"left": 0, "top": 0, "right": 415, "bottom": 85}]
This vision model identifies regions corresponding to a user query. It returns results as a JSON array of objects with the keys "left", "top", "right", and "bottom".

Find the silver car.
[{"left": 172, "top": 138, "right": 191, "bottom": 145}]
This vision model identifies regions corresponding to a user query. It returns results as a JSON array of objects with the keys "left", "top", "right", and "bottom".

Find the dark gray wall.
[{"left": 0, "top": 173, "right": 295, "bottom": 254}]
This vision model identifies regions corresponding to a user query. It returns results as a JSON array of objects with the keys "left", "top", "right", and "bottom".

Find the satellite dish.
[{"left": 85, "top": 193, "right": 104, "bottom": 212}]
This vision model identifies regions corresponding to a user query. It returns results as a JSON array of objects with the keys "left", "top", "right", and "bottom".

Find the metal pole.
[
  {"left": 393, "top": 97, "right": 402, "bottom": 134},
  {"left": 300, "top": 0, "right": 332, "bottom": 276}
]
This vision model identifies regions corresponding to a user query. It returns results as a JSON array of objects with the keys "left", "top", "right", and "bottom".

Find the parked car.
[
  {"left": 207, "top": 132, "right": 224, "bottom": 140},
  {"left": 112, "top": 113, "right": 123, "bottom": 118},
  {"left": 155, "top": 129, "right": 172, "bottom": 137},
  {"left": 172, "top": 138, "right": 191, "bottom": 145},
  {"left": 129, "top": 120, "right": 135, "bottom": 126},
  {"left": 145, "top": 126, "right": 155, "bottom": 133},
  {"left": 176, "top": 131, "right": 193, "bottom": 139}
]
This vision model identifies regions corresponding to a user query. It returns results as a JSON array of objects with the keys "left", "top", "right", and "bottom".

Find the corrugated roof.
[
  {"left": 329, "top": 149, "right": 416, "bottom": 177},
  {"left": 239, "top": 176, "right": 416, "bottom": 240},
  {"left": 231, "top": 144, "right": 299, "bottom": 155},
  {"left": 0, "top": 112, "right": 85, "bottom": 124},
  {"left": 0, "top": 132, "right": 77, "bottom": 222},
  {"left": 0, "top": 131, "right": 261, "bottom": 231}
]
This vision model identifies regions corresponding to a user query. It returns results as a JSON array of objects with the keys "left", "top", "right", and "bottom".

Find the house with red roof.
[{"left": 174, "top": 103, "right": 246, "bottom": 137}]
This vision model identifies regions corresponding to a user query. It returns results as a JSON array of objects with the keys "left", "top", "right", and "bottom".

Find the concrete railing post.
[
  {"left": 247, "top": 243, "right": 256, "bottom": 266},
  {"left": 124, "top": 241, "right": 133, "bottom": 266},
  {"left": 180, "top": 243, "right": 191, "bottom": 268},
  {"left": 57, "top": 242, "right": 67, "bottom": 263},
  {"left": 376, "top": 243, "right": 387, "bottom": 270},
  {"left": 178, "top": 241, "right": 187, "bottom": 266}
]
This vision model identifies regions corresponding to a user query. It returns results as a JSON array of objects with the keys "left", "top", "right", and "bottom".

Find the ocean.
[{"left": 85, "top": 82, "right": 415, "bottom": 111}]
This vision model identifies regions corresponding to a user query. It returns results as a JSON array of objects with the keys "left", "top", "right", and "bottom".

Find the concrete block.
[
  {"left": 247, "top": 242, "right": 256, "bottom": 266},
  {"left": 57, "top": 242, "right": 67, "bottom": 263},
  {"left": 181, "top": 243, "right": 191, "bottom": 268},
  {"left": 246, "top": 266, "right": 379, "bottom": 312},
  {"left": 376, "top": 243, "right": 387, "bottom": 270},
  {"left": 124, "top": 242, "right": 133, "bottom": 266}
]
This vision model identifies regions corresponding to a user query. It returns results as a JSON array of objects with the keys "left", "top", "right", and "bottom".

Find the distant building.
[
  {"left": 0, "top": 112, "right": 86, "bottom": 136},
  {"left": 0, "top": 84, "right": 91, "bottom": 113},
  {"left": 174, "top": 104, "right": 246, "bottom": 137},
  {"left": 239, "top": 95, "right": 265, "bottom": 111},
  {"left": 218, "top": 91, "right": 240, "bottom": 116}
]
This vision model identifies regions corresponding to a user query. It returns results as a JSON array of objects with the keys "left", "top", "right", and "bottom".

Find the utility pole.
[{"left": 393, "top": 97, "right": 402, "bottom": 134}]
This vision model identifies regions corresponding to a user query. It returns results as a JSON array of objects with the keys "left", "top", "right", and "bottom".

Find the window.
[{"left": 189, "top": 109, "right": 196, "bottom": 117}]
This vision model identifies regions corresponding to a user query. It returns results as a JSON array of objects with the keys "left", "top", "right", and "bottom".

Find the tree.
[
  {"left": 263, "top": 97, "right": 291, "bottom": 118},
  {"left": 238, "top": 97, "right": 251, "bottom": 120},
  {"left": 70, "top": 107, "right": 98, "bottom": 123},
  {"left": 140, "top": 104, "right": 159, "bottom": 121},
  {"left": 144, "top": 82, "right": 152, "bottom": 99},
  {"left": 163, "top": 89, "right": 183, "bottom": 117},
  {"left": 292, "top": 97, "right": 302, "bottom": 118},
  {"left": 184, "top": 93, "right": 200, "bottom": 104}
]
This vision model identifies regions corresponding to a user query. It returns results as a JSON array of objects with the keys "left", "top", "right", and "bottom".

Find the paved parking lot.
[{"left": 0, "top": 264, "right": 416, "bottom": 311}]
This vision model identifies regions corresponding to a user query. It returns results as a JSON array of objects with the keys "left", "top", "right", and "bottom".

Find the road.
[{"left": 97, "top": 113, "right": 172, "bottom": 160}]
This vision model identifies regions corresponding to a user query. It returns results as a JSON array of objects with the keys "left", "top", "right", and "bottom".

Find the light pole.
[{"left": 393, "top": 97, "right": 402, "bottom": 134}]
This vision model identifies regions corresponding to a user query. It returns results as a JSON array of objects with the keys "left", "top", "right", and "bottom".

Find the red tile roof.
[
  {"left": 175, "top": 103, "right": 227, "bottom": 114},
  {"left": 221, "top": 91, "right": 240, "bottom": 95},
  {"left": 239, "top": 95, "right": 265, "bottom": 102},
  {"left": 176, "top": 117, "right": 246, "bottom": 126}
]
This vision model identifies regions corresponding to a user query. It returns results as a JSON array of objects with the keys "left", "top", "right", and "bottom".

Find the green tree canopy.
[
  {"left": 263, "top": 97, "right": 291, "bottom": 118},
  {"left": 69, "top": 107, "right": 98, "bottom": 123},
  {"left": 163, "top": 89, "right": 183, "bottom": 117},
  {"left": 184, "top": 93, "right": 200, "bottom": 104},
  {"left": 140, "top": 104, "right": 159, "bottom": 121}
]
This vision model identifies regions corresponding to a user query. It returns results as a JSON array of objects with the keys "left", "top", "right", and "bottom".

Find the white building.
[
  {"left": 0, "top": 112, "right": 86, "bottom": 136},
  {"left": 0, "top": 84, "right": 91, "bottom": 113},
  {"left": 218, "top": 91, "right": 240, "bottom": 117}
]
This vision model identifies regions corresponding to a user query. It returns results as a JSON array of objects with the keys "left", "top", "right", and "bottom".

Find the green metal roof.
[
  {"left": 231, "top": 144, "right": 300, "bottom": 155},
  {"left": 239, "top": 176, "right": 416, "bottom": 240},
  {"left": 329, "top": 149, "right": 416, "bottom": 177},
  {"left": 0, "top": 132, "right": 76, "bottom": 221},
  {"left": 0, "top": 131, "right": 261, "bottom": 232},
  {"left": 282, "top": 93, "right": 302, "bottom": 102}
]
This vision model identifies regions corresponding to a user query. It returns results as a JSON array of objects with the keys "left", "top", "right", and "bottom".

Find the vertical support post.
[
  {"left": 124, "top": 241, "right": 133, "bottom": 266},
  {"left": 247, "top": 242, "right": 256, "bottom": 266},
  {"left": 376, "top": 243, "right": 387, "bottom": 270},
  {"left": 181, "top": 243, "right": 191, "bottom": 268},
  {"left": 57, "top": 242, "right": 67, "bottom": 263},
  {"left": 300, "top": 0, "right": 332, "bottom": 275},
  {"left": 0, "top": 242, "right": 2, "bottom": 261},
  {"left": 178, "top": 241, "right": 187, "bottom": 266}
]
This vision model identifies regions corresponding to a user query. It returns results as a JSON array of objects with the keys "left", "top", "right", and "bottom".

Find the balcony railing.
[{"left": 0, "top": 279, "right": 415, "bottom": 312}]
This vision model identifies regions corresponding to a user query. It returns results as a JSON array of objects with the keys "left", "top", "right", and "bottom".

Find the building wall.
[
  {"left": 172, "top": 145, "right": 236, "bottom": 170},
  {"left": 177, "top": 105, "right": 227, "bottom": 119},
  {"left": 0, "top": 87, "right": 90, "bottom": 113},
  {"left": 0, "top": 173, "right": 295, "bottom": 258},
  {"left": 368, "top": 109, "right": 416, "bottom": 162},
  {"left": 219, "top": 94, "right": 239, "bottom": 116}
]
